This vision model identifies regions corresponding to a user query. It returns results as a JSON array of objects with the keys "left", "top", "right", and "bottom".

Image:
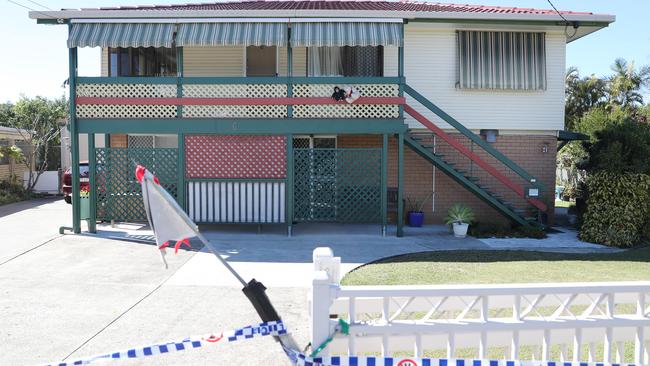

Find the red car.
[{"left": 62, "top": 161, "right": 89, "bottom": 204}]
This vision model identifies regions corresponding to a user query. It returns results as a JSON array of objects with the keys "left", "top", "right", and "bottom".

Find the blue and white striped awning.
[
  {"left": 291, "top": 22, "right": 403, "bottom": 47},
  {"left": 177, "top": 23, "right": 288, "bottom": 47},
  {"left": 67, "top": 23, "right": 175, "bottom": 48}
]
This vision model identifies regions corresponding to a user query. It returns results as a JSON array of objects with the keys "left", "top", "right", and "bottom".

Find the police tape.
[
  {"left": 283, "top": 346, "right": 637, "bottom": 366},
  {"left": 41, "top": 321, "right": 287, "bottom": 366}
]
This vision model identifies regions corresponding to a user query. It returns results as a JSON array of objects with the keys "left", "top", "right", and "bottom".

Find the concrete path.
[{"left": 0, "top": 198, "right": 617, "bottom": 365}]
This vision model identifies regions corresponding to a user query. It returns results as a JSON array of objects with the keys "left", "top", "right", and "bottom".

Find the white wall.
[{"left": 403, "top": 22, "right": 566, "bottom": 133}]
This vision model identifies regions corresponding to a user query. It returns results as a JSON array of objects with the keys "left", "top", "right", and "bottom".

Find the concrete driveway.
[{"left": 1, "top": 198, "right": 452, "bottom": 365}]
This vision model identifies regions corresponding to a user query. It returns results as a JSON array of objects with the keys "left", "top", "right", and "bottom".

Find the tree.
[
  {"left": 607, "top": 58, "right": 650, "bottom": 109},
  {"left": 5, "top": 96, "right": 66, "bottom": 192},
  {"left": 564, "top": 67, "right": 607, "bottom": 131}
]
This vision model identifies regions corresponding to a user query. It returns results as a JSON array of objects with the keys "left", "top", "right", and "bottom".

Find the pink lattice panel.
[{"left": 185, "top": 135, "right": 286, "bottom": 179}]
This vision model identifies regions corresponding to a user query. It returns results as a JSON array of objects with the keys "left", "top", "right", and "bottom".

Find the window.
[
  {"left": 307, "top": 46, "right": 383, "bottom": 77},
  {"left": 0, "top": 139, "right": 9, "bottom": 165},
  {"left": 108, "top": 47, "right": 177, "bottom": 77},
  {"left": 293, "top": 136, "right": 337, "bottom": 149},
  {"left": 457, "top": 31, "right": 546, "bottom": 90}
]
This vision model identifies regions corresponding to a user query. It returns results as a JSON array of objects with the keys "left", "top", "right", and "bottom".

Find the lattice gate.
[
  {"left": 294, "top": 148, "right": 381, "bottom": 223},
  {"left": 95, "top": 148, "right": 178, "bottom": 222}
]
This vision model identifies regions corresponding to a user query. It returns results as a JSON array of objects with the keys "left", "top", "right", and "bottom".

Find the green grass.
[
  {"left": 554, "top": 199, "right": 575, "bottom": 208},
  {"left": 341, "top": 246, "right": 650, "bottom": 285}
]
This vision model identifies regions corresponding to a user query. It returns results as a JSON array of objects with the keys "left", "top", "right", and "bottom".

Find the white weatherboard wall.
[{"left": 401, "top": 23, "right": 566, "bottom": 133}]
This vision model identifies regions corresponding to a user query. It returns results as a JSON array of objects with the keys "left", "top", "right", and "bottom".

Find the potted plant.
[
  {"left": 406, "top": 193, "right": 432, "bottom": 227},
  {"left": 444, "top": 203, "right": 475, "bottom": 238}
]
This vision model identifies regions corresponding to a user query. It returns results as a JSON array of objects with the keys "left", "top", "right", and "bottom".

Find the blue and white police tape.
[
  {"left": 41, "top": 321, "right": 287, "bottom": 366},
  {"left": 283, "top": 347, "right": 637, "bottom": 366}
]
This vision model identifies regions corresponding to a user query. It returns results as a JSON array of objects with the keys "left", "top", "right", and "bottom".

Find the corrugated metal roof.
[{"left": 68, "top": 0, "right": 595, "bottom": 16}]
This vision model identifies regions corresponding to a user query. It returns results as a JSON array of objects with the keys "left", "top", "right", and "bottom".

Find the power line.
[
  {"left": 6, "top": 0, "right": 59, "bottom": 20},
  {"left": 25, "top": 0, "right": 53, "bottom": 11},
  {"left": 546, "top": 0, "right": 569, "bottom": 24},
  {"left": 545, "top": 0, "right": 578, "bottom": 39}
]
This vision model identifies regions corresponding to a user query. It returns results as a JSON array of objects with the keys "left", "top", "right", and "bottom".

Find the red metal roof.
[{"left": 79, "top": 1, "right": 594, "bottom": 16}]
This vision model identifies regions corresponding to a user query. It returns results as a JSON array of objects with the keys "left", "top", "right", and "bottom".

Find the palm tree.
[
  {"left": 608, "top": 58, "right": 650, "bottom": 109},
  {"left": 565, "top": 67, "right": 607, "bottom": 131}
]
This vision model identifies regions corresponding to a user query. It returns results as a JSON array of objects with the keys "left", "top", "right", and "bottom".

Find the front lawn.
[{"left": 341, "top": 247, "right": 650, "bottom": 285}]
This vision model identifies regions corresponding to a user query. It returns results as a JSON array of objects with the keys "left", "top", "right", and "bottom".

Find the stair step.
[
  {"left": 524, "top": 217, "right": 539, "bottom": 221},
  {"left": 465, "top": 176, "right": 480, "bottom": 182}
]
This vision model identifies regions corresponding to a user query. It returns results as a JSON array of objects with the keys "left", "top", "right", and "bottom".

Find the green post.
[
  {"left": 88, "top": 133, "right": 97, "bottom": 233},
  {"left": 287, "top": 27, "right": 293, "bottom": 118},
  {"left": 177, "top": 133, "right": 185, "bottom": 209},
  {"left": 381, "top": 134, "right": 388, "bottom": 236},
  {"left": 176, "top": 47, "right": 184, "bottom": 118},
  {"left": 397, "top": 132, "right": 404, "bottom": 237},
  {"left": 104, "top": 133, "right": 110, "bottom": 148},
  {"left": 286, "top": 134, "right": 294, "bottom": 236},
  {"left": 68, "top": 34, "right": 81, "bottom": 234},
  {"left": 398, "top": 22, "right": 405, "bottom": 119}
]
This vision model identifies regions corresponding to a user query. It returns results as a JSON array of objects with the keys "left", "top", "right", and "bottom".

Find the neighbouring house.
[
  {"left": 29, "top": 1, "right": 614, "bottom": 236},
  {"left": 0, "top": 126, "right": 30, "bottom": 184}
]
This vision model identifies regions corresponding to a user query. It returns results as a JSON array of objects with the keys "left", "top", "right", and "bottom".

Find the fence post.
[
  {"left": 635, "top": 292, "right": 646, "bottom": 365},
  {"left": 311, "top": 247, "right": 339, "bottom": 356}
]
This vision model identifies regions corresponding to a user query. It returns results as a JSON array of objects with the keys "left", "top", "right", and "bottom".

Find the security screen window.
[{"left": 108, "top": 47, "right": 177, "bottom": 77}]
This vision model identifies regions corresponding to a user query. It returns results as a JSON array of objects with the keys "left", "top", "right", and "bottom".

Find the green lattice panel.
[
  {"left": 294, "top": 148, "right": 381, "bottom": 223},
  {"left": 95, "top": 148, "right": 178, "bottom": 222}
]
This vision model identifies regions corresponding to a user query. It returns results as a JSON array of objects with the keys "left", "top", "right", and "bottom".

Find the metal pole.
[
  {"left": 286, "top": 134, "right": 294, "bottom": 236},
  {"left": 88, "top": 133, "right": 96, "bottom": 233},
  {"left": 177, "top": 133, "right": 185, "bottom": 209},
  {"left": 381, "top": 134, "right": 388, "bottom": 236},
  {"left": 397, "top": 133, "right": 404, "bottom": 237},
  {"left": 68, "top": 26, "right": 81, "bottom": 234},
  {"left": 287, "top": 26, "right": 293, "bottom": 118},
  {"left": 398, "top": 22, "right": 405, "bottom": 119}
]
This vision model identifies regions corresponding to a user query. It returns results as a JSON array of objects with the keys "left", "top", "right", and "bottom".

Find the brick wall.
[
  {"left": 110, "top": 134, "right": 128, "bottom": 148},
  {"left": 338, "top": 133, "right": 556, "bottom": 225}
]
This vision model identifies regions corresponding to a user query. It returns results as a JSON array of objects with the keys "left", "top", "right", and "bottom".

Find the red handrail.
[{"left": 404, "top": 104, "right": 547, "bottom": 212}]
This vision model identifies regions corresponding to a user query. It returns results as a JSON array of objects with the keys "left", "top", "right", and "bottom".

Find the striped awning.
[
  {"left": 177, "top": 23, "right": 288, "bottom": 47},
  {"left": 68, "top": 23, "right": 175, "bottom": 48},
  {"left": 291, "top": 22, "right": 402, "bottom": 47}
]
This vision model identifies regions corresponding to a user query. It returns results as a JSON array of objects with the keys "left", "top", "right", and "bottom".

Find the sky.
[{"left": 0, "top": 0, "right": 648, "bottom": 103}]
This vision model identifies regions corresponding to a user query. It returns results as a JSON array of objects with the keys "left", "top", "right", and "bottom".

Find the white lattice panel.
[
  {"left": 183, "top": 105, "right": 287, "bottom": 118},
  {"left": 292, "top": 84, "right": 399, "bottom": 98},
  {"left": 183, "top": 84, "right": 287, "bottom": 98},
  {"left": 76, "top": 104, "right": 177, "bottom": 119},
  {"left": 293, "top": 104, "right": 399, "bottom": 118},
  {"left": 77, "top": 84, "right": 177, "bottom": 98}
]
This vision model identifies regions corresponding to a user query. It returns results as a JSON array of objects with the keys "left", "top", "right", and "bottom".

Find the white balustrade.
[{"left": 311, "top": 247, "right": 650, "bottom": 365}]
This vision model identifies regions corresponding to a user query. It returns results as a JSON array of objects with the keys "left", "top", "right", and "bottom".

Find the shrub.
[
  {"left": 581, "top": 119, "right": 650, "bottom": 174},
  {"left": 579, "top": 172, "right": 650, "bottom": 247},
  {"left": 0, "top": 181, "right": 27, "bottom": 206}
]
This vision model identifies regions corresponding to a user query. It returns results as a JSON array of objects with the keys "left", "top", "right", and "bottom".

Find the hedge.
[{"left": 579, "top": 172, "right": 650, "bottom": 247}]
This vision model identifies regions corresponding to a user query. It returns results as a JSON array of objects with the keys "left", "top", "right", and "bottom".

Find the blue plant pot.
[{"left": 407, "top": 211, "right": 424, "bottom": 227}]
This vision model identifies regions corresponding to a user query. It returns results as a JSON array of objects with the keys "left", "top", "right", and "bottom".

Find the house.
[
  {"left": 0, "top": 126, "right": 30, "bottom": 184},
  {"left": 29, "top": 1, "right": 614, "bottom": 236}
]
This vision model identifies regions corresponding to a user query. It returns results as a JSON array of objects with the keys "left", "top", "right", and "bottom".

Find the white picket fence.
[{"left": 310, "top": 248, "right": 650, "bottom": 365}]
